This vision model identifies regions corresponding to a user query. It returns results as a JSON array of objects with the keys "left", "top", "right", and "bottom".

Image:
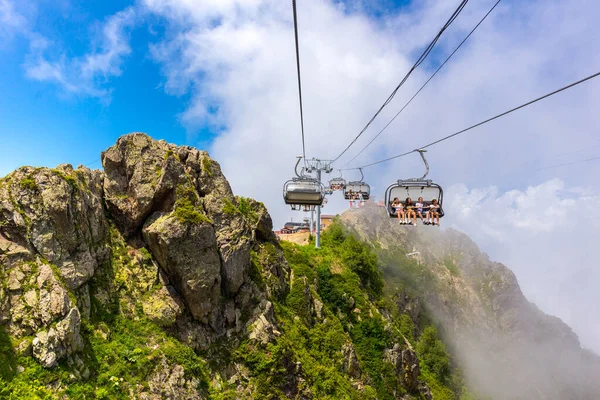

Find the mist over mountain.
[{"left": 1, "top": 134, "right": 598, "bottom": 399}]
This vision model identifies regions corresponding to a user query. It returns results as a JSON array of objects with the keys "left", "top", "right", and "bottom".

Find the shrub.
[
  {"left": 416, "top": 326, "right": 451, "bottom": 383},
  {"left": 201, "top": 157, "right": 212, "bottom": 176},
  {"left": 19, "top": 177, "right": 37, "bottom": 191},
  {"left": 173, "top": 185, "right": 212, "bottom": 225}
]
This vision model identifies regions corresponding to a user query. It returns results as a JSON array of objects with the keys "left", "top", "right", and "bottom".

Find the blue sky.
[
  {"left": 1, "top": 0, "right": 600, "bottom": 355},
  {"left": 0, "top": 0, "right": 189, "bottom": 173}
]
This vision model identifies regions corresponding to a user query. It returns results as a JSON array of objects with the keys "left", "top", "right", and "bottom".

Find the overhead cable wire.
[
  {"left": 535, "top": 155, "right": 600, "bottom": 171},
  {"left": 292, "top": 0, "right": 307, "bottom": 161},
  {"left": 341, "top": 70, "right": 600, "bottom": 170},
  {"left": 330, "top": 0, "right": 470, "bottom": 164},
  {"left": 343, "top": 0, "right": 502, "bottom": 167}
]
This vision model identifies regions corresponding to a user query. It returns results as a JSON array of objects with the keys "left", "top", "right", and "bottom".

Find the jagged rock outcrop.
[
  {"left": 143, "top": 213, "right": 222, "bottom": 323},
  {"left": 341, "top": 342, "right": 361, "bottom": 379},
  {"left": 0, "top": 164, "right": 106, "bottom": 369},
  {"left": 142, "top": 356, "right": 202, "bottom": 400},
  {"left": 384, "top": 342, "right": 422, "bottom": 392},
  {"left": 0, "top": 165, "right": 108, "bottom": 290},
  {"left": 32, "top": 308, "right": 83, "bottom": 368},
  {"left": 0, "top": 133, "right": 289, "bottom": 371}
]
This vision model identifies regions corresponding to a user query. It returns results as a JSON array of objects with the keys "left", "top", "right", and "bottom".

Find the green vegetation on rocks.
[
  {"left": 222, "top": 196, "right": 260, "bottom": 225},
  {"left": 202, "top": 157, "right": 213, "bottom": 177},
  {"left": 173, "top": 185, "right": 213, "bottom": 225},
  {"left": 18, "top": 176, "right": 37, "bottom": 192}
]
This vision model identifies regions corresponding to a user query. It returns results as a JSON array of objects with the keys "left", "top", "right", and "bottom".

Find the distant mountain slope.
[{"left": 340, "top": 205, "right": 600, "bottom": 399}]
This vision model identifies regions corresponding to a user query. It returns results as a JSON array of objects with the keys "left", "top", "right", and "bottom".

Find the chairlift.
[
  {"left": 329, "top": 171, "right": 346, "bottom": 191},
  {"left": 384, "top": 149, "right": 444, "bottom": 218},
  {"left": 343, "top": 168, "right": 371, "bottom": 200},
  {"left": 283, "top": 157, "right": 325, "bottom": 209}
]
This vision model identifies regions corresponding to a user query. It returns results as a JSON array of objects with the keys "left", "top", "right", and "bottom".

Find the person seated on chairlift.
[
  {"left": 391, "top": 197, "right": 405, "bottom": 222},
  {"left": 404, "top": 197, "right": 417, "bottom": 226},
  {"left": 357, "top": 191, "right": 364, "bottom": 207},
  {"left": 347, "top": 190, "right": 354, "bottom": 207},
  {"left": 427, "top": 198, "right": 441, "bottom": 226},
  {"left": 415, "top": 197, "right": 427, "bottom": 224}
]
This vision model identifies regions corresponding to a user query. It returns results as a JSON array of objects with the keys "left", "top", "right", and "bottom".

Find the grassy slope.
[
  {"left": 230, "top": 221, "right": 479, "bottom": 400},
  {"left": 1, "top": 220, "right": 479, "bottom": 399}
]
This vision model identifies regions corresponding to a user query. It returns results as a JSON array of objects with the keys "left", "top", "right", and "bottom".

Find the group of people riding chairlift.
[
  {"left": 346, "top": 190, "right": 366, "bottom": 208},
  {"left": 391, "top": 196, "right": 441, "bottom": 226}
]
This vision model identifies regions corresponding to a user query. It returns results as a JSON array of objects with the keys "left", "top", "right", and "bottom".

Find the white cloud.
[
  {"left": 445, "top": 179, "right": 600, "bottom": 353},
  {"left": 24, "top": 7, "right": 137, "bottom": 99},
  {"left": 0, "top": 0, "right": 27, "bottom": 41},
  {"left": 0, "top": 0, "right": 24, "bottom": 28}
]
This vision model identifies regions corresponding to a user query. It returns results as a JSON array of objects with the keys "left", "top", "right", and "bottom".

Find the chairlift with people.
[
  {"left": 384, "top": 150, "right": 444, "bottom": 220},
  {"left": 329, "top": 171, "right": 346, "bottom": 191},
  {"left": 343, "top": 168, "right": 371, "bottom": 200},
  {"left": 283, "top": 157, "right": 325, "bottom": 210}
]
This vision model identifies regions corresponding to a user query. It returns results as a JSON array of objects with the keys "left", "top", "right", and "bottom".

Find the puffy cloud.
[
  {"left": 445, "top": 179, "right": 600, "bottom": 353},
  {"left": 0, "top": 0, "right": 27, "bottom": 42},
  {"left": 24, "top": 7, "right": 137, "bottom": 99}
]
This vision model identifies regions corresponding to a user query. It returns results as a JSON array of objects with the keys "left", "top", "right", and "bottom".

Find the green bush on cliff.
[
  {"left": 173, "top": 185, "right": 212, "bottom": 225},
  {"left": 0, "top": 326, "right": 16, "bottom": 382},
  {"left": 18, "top": 176, "right": 37, "bottom": 191},
  {"left": 417, "top": 326, "right": 451, "bottom": 382}
]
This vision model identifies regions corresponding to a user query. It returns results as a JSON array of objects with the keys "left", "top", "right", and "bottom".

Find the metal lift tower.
[{"left": 304, "top": 158, "right": 333, "bottom": 249}]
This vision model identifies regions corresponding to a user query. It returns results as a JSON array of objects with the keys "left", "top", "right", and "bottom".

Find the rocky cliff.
[
  {"left": 340, "top": 206, "right": 600, "bottom": 400},
  {"left": 1, "top": 134, "right": 442, "bottom": 400},
  {"left": 0, "top": 134, "right": 289, "bottom": 398}
]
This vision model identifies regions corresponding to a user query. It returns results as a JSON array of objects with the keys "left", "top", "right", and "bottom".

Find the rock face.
[
  {"left": 0, "top": 164, "right": 107, "bottom": 290},
  {"left": 341, "top": 342, "right": 361, "bottom": 379},
  {"left": 0, "top": 133, "right": 289, "bottom": 370},
  {"left": 384, "top": 343, "right": 422, "bottom": 392},
  {"left": 0, "top": 164, "right": 106, "bottom": 369},
  {"left": 32, "top": 308, "right": 83, "bottom": 368},
  {"left": 143, "top": 214, "right": 222, "bottom": 323}
]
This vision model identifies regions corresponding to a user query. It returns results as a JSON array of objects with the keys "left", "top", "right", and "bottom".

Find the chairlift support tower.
[{"left": 304, "top": 158, "right": 333, "bottom": 249}]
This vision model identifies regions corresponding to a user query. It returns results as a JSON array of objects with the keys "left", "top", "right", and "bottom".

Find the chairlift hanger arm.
[
  {"left": 417, "top": 149, "right": 429, "bottom": 180},
  {"left": 294, "top": 156, "right": 303, "bottom": 178}
]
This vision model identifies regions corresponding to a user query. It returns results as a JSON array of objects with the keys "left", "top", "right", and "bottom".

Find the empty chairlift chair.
[
  {"left": 283, "top": 157, "right": 325, "bottom": 209},
  {"left": 384, "top": 149, "right": 445, "bottom": 219}
]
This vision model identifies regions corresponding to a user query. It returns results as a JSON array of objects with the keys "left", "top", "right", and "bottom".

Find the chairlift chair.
[
  {"left": 329, "top": 171, "right": 346, "bottom": 191},
  {"left": 283, "top": 157, "right": 325, "bottom": 209},
  {"left": 384, "top": 150, "right": 444, "bottom": 218},
  {"left": 343, "top": 168, "right": 371, "bottom": 200}
]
